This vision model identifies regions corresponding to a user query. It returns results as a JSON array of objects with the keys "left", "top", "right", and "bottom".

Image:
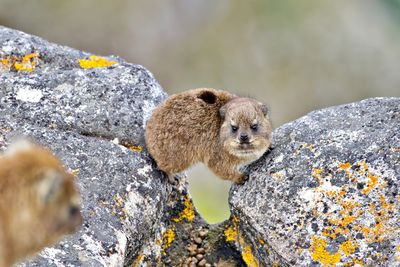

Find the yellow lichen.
[
  {"left": 70, "top": 169, "right": 80, "bottom": 176},
  {"left": 380, "top": 194, "right": 393, "bottom": 211},
  {"left": 132, "top": 254, "right": 144, "bottom": 267},
  {"left": 310, "top": 236, "right": 341, "bottom": 267},
  {"left": 340, "top": 240, "right": 357, "bottom": 256},
  {"left": 361, "top": 173, "right": 378, "bottom": 194},
  {"left": 113, "top": 194, "right": 124, "bottom": 207},
  {"left": 312, "top": 168, "right": 323, "bottom": 185},
  {"left": 78, "top": 55, "right": 117, "bottom": 69},
  {"left": 0, "top": 57, "right": 11, "bottom": 69},
  {"left": 172, "top": 195, "right": 195, "bottom": 222},
  {"left": 128, "top": 145, "right": 142, "bottom": 153},
  {"left": 14, "top": 52, "right": 39, "bottom": 71},
  {"left": 224, "top": 216, "right": 239, "bottom": 242},
  {"left": 242, "top": 245, "right": 257, "bottom": 267},
  {"left": 162, "top": 227, "right": 175, "bottom": 251},
  {"left": 1, "top": 52, "right": 39, "bottom": 71}
]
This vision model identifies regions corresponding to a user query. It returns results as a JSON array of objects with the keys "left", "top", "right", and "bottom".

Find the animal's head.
[{"left": 219, "top": 98, "right": 272, "bottom": 160}]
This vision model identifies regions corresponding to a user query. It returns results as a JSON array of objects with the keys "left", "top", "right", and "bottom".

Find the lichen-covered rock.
[
  {"left": 0, "top": 26, "right": 168, "bottom": 266},
  {"left": 0, "top": 26, "right": 165, "bottom": 145},
  {"left": 230, "top": 97, "right": 400, "bottom": 266}
]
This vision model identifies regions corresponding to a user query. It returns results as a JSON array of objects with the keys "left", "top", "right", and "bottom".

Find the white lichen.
[{"left": 15, "top": 87, "right": 43, "bottom": 103}]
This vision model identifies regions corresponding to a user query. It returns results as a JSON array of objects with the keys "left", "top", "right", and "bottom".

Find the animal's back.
[{"left": 145, "top": 88, "right": 235, "bottom": 174}]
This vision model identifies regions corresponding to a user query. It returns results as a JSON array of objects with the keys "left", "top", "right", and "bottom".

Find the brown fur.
[
  {"left": 145, "top": 88, "right": 272, "bottom": 183},
  {"left": 0, "top": 142, "right": 82, "bottom": 267}
]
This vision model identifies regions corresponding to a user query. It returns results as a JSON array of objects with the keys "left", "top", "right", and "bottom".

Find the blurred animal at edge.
[{"left": 0, "top": 141, "right": 82, "bottom": 267}]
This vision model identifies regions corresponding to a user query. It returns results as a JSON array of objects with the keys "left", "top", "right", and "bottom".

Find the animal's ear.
[
  {"left": 219, "top": 104, "right": 227, "bottom": 118},
  {"left": 198, "top": 90, "right": 217, "bottom": 104},
  {"left": 260, "top": 103, "right": 269, "bottom": 116},
  {"left": 37, "top": 170, "right": 63, "bottom": 204}
]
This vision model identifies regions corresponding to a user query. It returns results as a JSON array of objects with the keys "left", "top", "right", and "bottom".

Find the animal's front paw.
[
  {"left": 167, "top": 174, "right": 180, "bottom": 186},
  {"left": 234, "top": 173, "right": 249, "bottom": 185}
]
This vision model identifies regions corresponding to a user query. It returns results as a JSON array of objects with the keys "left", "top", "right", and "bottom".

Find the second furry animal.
[{"left": 145, "top": 88, "right": 272, "bottom": 184}]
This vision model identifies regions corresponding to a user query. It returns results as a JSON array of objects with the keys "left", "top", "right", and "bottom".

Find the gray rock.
[
  {"left": 230, "top": 97, "right": 400, "bottom": 266},
  {"left": 0, "top": 26, "right": 166, "bottom": 146},
  {"left": 0, "top": 26, "right": 169, "bottom": 266}
]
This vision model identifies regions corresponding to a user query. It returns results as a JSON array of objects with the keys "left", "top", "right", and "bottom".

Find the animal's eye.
[
  {"left": 231, "top": 125, "right": 238, "bottom": 132},
  {"left": 250, "top": 124, "right": 258, "bottom": 131}
]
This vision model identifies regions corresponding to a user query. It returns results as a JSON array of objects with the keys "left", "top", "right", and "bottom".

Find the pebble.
[
  {"left": 198, "top": 259, "right": 207, "bottom": 266},
  {"left": 187, "top": 243, "right": 198, "bottom": 256},
  {"left": 205, "top": 264, "right": 211, "bottom": 267},
  {"left": 199, "top": 230, "right": 208, "bottom": 238},
  {"left": 191, "top": 257, "right": 198, "bottom": 264},
  {"left": 197, "top": 247, "right": 205, "bottom": 254},
  {"left": 194, "top": 237, "right": 203, "bottom": 245},
  {"left": 196, "top": 254, "right": 204, "bottom": 260}
]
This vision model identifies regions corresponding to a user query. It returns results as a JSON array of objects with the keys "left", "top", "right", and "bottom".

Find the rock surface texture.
[
  {"left": 0, "top": 26, "right": 169, "bottom": 266},
  {"left": 1, "top": 26, "right": 399, "bottom": 267},
  {"left": 230, "top": 98, "right": 400, "bottom": 266}
]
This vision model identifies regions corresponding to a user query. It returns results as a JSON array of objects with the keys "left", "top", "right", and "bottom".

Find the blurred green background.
[{"left": 2, "top": 0, "right": 399, "bottom": 223}]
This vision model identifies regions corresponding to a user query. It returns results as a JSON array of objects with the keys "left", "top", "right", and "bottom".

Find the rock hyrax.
[
  {"left": 145, "top": 88, "right": 272, "bottom": 183},
  {"left": 0, "top": 141, "right": 82, "bottom": 266}
]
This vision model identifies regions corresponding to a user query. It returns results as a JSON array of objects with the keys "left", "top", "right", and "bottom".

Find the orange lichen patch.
[
  {"left": 172, "top": 195, "right": 195, "bottom": 223},
  {"left": 339, "top": 162, "right": 351, "bottom": 170},
  {"left": 78, "top": 55, "right": 117, "bottom": 69},
  {"left": 361, "top": 173, "right": 378, "bottom": 195},
  {"left": 224, "top": 216, "right": 239, "bottom": 242},
  {"left": 312, "top": 168, "right": 323, "bottom": 185},
  {"left": 14, "top": 52, "right": 39, "bottom": 71},
  {"left": 162, "top": 227, "right": 175, "bottom": 251},
  {"left": 308, "top": 160, "right": 399, "bottom": 264},
  {"left": 310, "top": 236, "right": 341, "bottom": 267},
  {"left": 128, "top": 145, "right": 142, "bottom": 153},
  {"left": 242, "top": 245, "right": 257, "bottom": 267},
  {"left": 361, "top": 173, "right": 378, "bottom": 194},
  {"left": 322, "top": 226, "right": 337, "bottom": 239},
  {"left": 0, "top": 57, "right": 11, "bottom": 69},
  {"left": 0, "top": 52, "right": 39, "bottom": 71},
  {"left": 340, "top": 240, "right": 357, "bottom": 256},
  {"left": 380, "top": 194, "right": 393, "bottom": 211}
]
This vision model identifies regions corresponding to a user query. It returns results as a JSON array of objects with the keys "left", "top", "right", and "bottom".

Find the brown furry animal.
[
  {"left": 0, "top": 141, "right": 82, "bottom": 267},
  {"left": 145, "top": 88, "right": 272, "bottom": 183}
]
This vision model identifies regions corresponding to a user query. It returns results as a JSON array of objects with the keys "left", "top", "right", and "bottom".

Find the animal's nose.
[{"left": 240, "top": 133, "right": 249, "bottom": 142}]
